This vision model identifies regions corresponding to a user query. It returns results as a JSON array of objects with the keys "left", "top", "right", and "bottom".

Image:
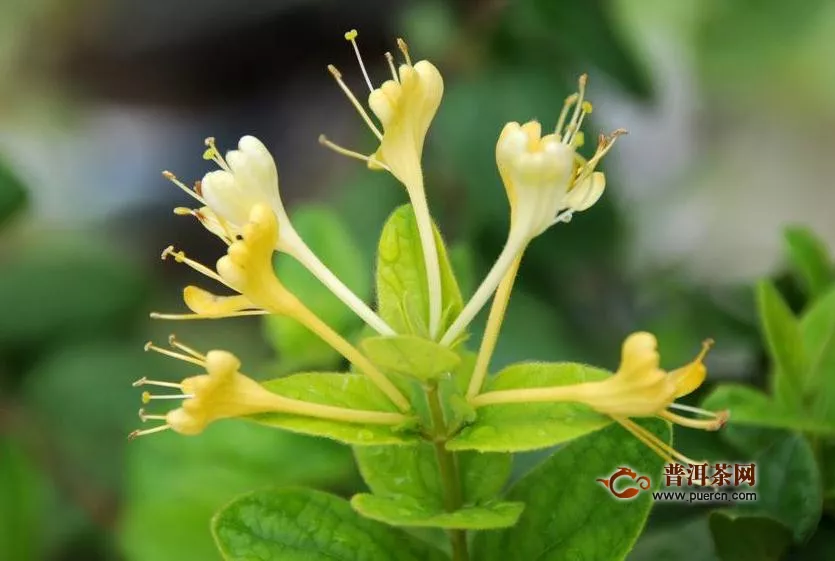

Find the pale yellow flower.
[
  {"left": 496, "top": 75, "right": 624, "bottom": 242},
  {"left": 472, "top": 332, "right": 728, "bottom": 465},
  {"left": 130, "top": 338, "right": 410, "bottom": 438},
  {"left": 163, "top": 136, "right": 394, "bottom": 335},
  {"left": 322, "top": 29, "right": 445, "bottom": 337}
]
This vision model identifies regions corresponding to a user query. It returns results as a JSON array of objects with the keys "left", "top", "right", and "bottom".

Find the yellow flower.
[
  {"left": 130, "top": 337, "right": 411, "bottom": 438},
  {"left": 153, "top": 203, "right": 412, "bottom": 411},
  {"left": 496, "top": 75, "right": 625, "bottom": 242},
  {"left": 322, "top": 29, "right": 444, "bottom": 337},
  {"left": 164, "top": 137, "right": 395, "bottom": 335},
  {"left": 471, "top": 332, "right": 728, "bottom": 465}
]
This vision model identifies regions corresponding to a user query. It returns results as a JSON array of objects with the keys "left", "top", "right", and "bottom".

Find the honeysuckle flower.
[
  {"left": 129, "top": 337, "right": 412, "bottom": 439},
  {"left": 163, "top": 136, "right": 394, "bottom": 335},
  {"left": 440, "top": 76, "right": 624, "bottom": 348},
  {"left": 153, "top": 204, "right": 411, "bottom": 411},
  {"left": 470, "top": 332, "right": 729, "bottom": 465},
  {"left": 322, "top": 29, "right": 444, "bottom": 338}
]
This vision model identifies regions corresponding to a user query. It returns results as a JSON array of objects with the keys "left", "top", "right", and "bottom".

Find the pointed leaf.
[
  {"left": 785, "top": 226, "right": 834, "bottom": 299},
  {"left": 376, "top": 204, "right": 463, "bottom": 338},
  {"left": 701, "top": 384, "right": 835, "bottom": 435},
  {"left": 472, "top": 419, "right": 670, "bottom": 561},
  {"left": 212, "top": 488, "right": 447, "bottom": 561},
  {"left": 756, "top": 280, "right": 806, "bottom": 406},
  {"left": 351, "top": 494, "right": 523, "bottom": 529},
  {"left": 800, "top": 287, "right": 835, "bottom": 421},
  {"left": 447, "top": 362, "right": 612, "bottom": 452},
  {"left": 257, "top": 373, "right": 419, "bottom": 445},
  {"left": 361, "top": 335, "right": 461, "bottom": 382}
]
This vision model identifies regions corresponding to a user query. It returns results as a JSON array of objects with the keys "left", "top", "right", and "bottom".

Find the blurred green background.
[{"left": 1, "top": 0, "right": 834, "bottom": 559}]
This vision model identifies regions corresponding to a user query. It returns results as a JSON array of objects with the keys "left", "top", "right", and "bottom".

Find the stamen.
[
  {"left": 149, "top": 310, "right": 269, "bottom": 320},
  {"left": 162, "top": 171, "right": 206, "bottom": 205},
  {"left": 168, "top": 334, "right": 206, "bottom": 360},
  {"left": 144, "top": 341, "right": 206, "bottom": 367},
  {"left": 160, "top": 245, "right": 231, "bottom": 288},
  {"left": 668, "top": 402, "right": 721, "bottom": 418},
  {"left": 203, "top": 137, "right": 231, "bottom": 172},
  {"left": 661, "top": 409, "right": 729, "bottom": 431},
  {"left": 318, "top": 135, "right": 390, "bottom": 171},
  {"left": 141, "top": 391, "right": 193, "bottom": 403},
  {"left": 396, "top": 38, "right": 412, "bottom": 66},
  {"left": 562, "top": 74, "right": 588, "bottom": 144},
  {"left": 128, "top": 425, "right": 171, "bottom": 440},
  {"left": 555, "top": 93, "right": 579, "bottom": 135},
  {"left": 132, "top": 376, "right": 183, "bottom": 389},
  {"left": 138, "top": 408, "right": 168, "bottom": 422},
  {"left": 384, "top": 52, "right": 399, "bottom": 82},
  {"left": 327, "top": 64, "right": 384, "bottom": 140},
  {"left": 618, "top": 417, "right": 702, "bottom": 467},
  {"left": 344, "top": 29, "right": 374, "bottom": 92}
]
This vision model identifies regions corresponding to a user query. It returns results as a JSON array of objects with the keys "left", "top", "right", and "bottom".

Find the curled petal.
[
  {"left": 183, "top": 286, "right": 257, "bottom": 317},
  {"left": 564, "top": 171, "right": 606, "bottom": 212}
]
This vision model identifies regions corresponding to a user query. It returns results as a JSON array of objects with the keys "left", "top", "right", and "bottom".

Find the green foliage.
[
  {"left": 448, "top": 362, "right": 612, "bottom": 452},
  {"left": 709, "top": 512, "right": 792, "bottom": 561},
  {"left": 376, "top": 204, "right": 463, "bottom": 338},
  {"left": 264, "top": 206, "right": 368, "bottom": 369},
  {"left": 361, "top": 335, "right": 461, "bottom": 382},
  {"left": 0, "top": 157, "right": 27, "bottom": 227},
  {"left": 351, "top": 494, "right": 524, "bottom": 529},
  {"left": 756, "top": 280, "right": 806, "bottom": 406},
  {"left": 212, "top": 488, "right": 447, "bottom": 561},
  {"left": 721, "top": 427, "right": 822, "bottom": 542},
  {"left": 473, "top": 420, "right": 670, "bottom": 561},
  {"left": 800, "top": 287, "right": 835, "bottom": 420},
  {"left": 121, "top": 423, "right": 353, "bottom": 561},
  {"left": 257, "top": 373, "right": 419, "bottom": 445},
  {"left": 785, "top": 226, "right": 834, "bottom": 300}
]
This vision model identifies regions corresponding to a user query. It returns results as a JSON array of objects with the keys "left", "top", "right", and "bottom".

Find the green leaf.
[
  {"left": 756, "top": 280, "right": 806, "bottom": 406},
  {"left": 0, "top": 439, "right": 38, "bottom": 561},
  {"left": 257, "top": 373, "right": 419, "bottom": 445},
  {"left": 0, "top": 244, "right": 147, "bottom": 348},
  {"left": 473, "top": 419, "right": 670, "bottom": 561},
  {"left": 709, "top": 511, "right": 791, "bottom": 561},
  {"left": 701, "top": 384, "right": 835, "bottom": 435},
  {"left": 376, "top": 204, "right": 463, "bottom": 338},
  {"left": 263, "top": 206, "right": 368, "bottom": 369},
  {"left": 718, "top": 426, "right": 822, "bottom": 542},
  {"left": 0, "top": 157, "right": 27, "bottom": 227},
  {"left": 212, "top": 488, "right": 447, "bottom": 561},
  {"left": 121, "top": 424, "right": 353, "bottom": 561},
  {"left": 447, "top": 362, "right": 612, "bottom": 452},
  {"left": 361, "top": 335, "right": 461, "bottom": 382},
  {"left": 800, "top": 287, "right": 835, "bottom": 420},
  {"left": 351, "top": 494, "right": 524, "bottom": 529},
  {"left": 785, "top": 226, "right": 834, "bottom": 299},
  {"left": 354, "top": 443, "right": 511, "bottom": 508}
]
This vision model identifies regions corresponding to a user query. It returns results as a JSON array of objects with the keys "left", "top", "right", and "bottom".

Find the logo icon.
[{"left": 596, "top": 466, "right": 651, "bottom": 500}]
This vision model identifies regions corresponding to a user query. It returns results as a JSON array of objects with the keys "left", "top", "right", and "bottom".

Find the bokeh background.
[{"left": 1, "top": 0, "right": 834, "bottom": 559}]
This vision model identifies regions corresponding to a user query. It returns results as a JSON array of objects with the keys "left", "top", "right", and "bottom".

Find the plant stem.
[{"left": 426, "top": 383, "right": 468, "bottom": 561}]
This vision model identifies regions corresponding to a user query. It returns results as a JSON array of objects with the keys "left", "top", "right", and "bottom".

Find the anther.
[
  {"left": 328, "top": 64, "right": 342, "bottom": 79},
  {"left": 344, "top": 29, "right": 374, "bottom": 92},
  {"left": 396, "top": 38, "right": 412, "bottom": 66}
]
